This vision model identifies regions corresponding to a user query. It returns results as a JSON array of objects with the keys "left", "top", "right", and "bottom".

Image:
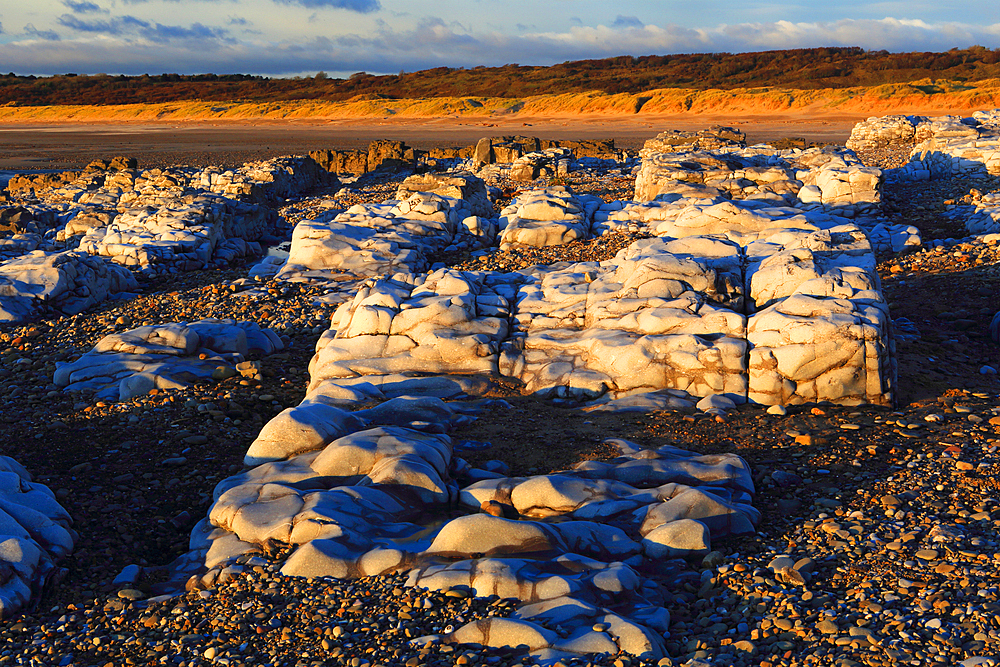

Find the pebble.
[{"left": 2, "top": 133, "right": 1000, "bottom": 667}]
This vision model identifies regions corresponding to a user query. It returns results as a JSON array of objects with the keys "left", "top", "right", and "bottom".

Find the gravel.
[{"left": 3, "top": 144, "right": 1000, "bottom": 667}]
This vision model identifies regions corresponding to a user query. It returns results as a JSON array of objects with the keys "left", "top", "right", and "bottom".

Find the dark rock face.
[
  {"left": 310, "top": 140, "right": 418, "bottom": 175},
  {"left": 643, "top": 126, "right": 746, "bottom": 152},
  {"left": 308, "top": 148, "right": 368, "bottom": 175},
  {"left": 365, "top": 139, "right": 416, "bottom": 172},
  {"left": 473, "top": 136, "right": 617, "bottom": 169},
  {"left": 310, "top": 136, "right": 617, "bottom": 176}
]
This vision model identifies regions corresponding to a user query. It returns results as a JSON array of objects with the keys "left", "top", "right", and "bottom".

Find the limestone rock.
[
  {"left": 747, "top": 294, "right": 894, "bottom": 406},
  {"left": 54, "top": 319, "right": 284, "bottom": 402},
  {"left": 0, "top": 250, "right": 137, "bottom": 324},
  {"left": 77, "top": 194, "right": 271, "bottom": 272},
  {"left": 642, "top": 519, "right": 711, "bottom": 559},
  {"left": 498, "top": 187, "right": 601, "bottom": 248},
  {"left": 395, "top": 171, "right": 494, "bottom": 218},
  {"left": 0, "top": 456, "right": 76, "bottom": 619}
]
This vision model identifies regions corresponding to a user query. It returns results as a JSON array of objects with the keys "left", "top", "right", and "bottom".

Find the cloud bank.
[
  {"left": 273, "top": 0, "right": 380, "bottom": 11},
  {"left": 55, "top": 14, "right": 230, "bottom": 42},
  {"left": 3, "top": 16, "right": 999, "bottom": 77},
  {"left": 62, "top": 0, "right": 109, "bottom": 14}
]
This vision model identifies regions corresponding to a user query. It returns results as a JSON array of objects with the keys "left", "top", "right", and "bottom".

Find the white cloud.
[{"left": 2, "top": 16, "right": 999, "bottom": 76}]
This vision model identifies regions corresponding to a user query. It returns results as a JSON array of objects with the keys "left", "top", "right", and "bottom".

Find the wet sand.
[{"left": 0, "top": 112, "right": 871, "bottom": 170}]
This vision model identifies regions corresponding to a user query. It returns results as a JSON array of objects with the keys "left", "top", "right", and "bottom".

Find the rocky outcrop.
[
  {"left": 854, "top": 110, "right": 1000, "bottom": 181},
  {"left": 53, "top": 319, "right": 284, "bottom": 401},
  {"left": 310, "top": 141, "right": 418, "bottom": 175},
  {"left": 641, "top": 126, "right": 747, "bottom": 152},
  {"left": 498, "top": 187, "right": 602, "bottom": 248},
  {"left": 395, "top": 171, "right": 494, "bottom": 218},
  {"left": 966, "top": 192, "right": 1000, "bottom": 235},
  {"left": 0, "top": 456, "right": 76, "bottom": 619},
  {"left": 305, "top": 219, "right": 894, "bottom": 408},
  {"left": 634, "top": 144, "right": 881, "bottom": 213},
  {"left": 275, "top": 190, "right": 492, "bottom": 285},
  {"left": 473, "top": 136, "right": 618, "bottom": 169},
  {"left": 0, "top": 250, "right": 138, "bottom": 324},
  {"left": 0, "top": 156, "right": 332, "bottom": 279},
  {"left": 5, "top": 156, "right": 138, "bottom": 196},
  {"left": 76, "top": 194, "right": 272, "bottom": 272},
  {"left": 173, "top": 396, "right": 757, "bottom": 662}
]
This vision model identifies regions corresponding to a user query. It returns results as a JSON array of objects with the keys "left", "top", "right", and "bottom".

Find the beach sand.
[{"left": 0, "top": 112, "right": 881, "bottom": 170}]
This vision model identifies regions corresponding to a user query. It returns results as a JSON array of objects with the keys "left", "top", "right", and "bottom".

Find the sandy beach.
[{"left": 0, "top": 112, "right": 881, "bottom": 170}]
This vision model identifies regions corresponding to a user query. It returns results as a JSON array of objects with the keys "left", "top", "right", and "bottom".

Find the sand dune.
[{"left": 2, "top": 78, "right": 999, "bottom": 124}]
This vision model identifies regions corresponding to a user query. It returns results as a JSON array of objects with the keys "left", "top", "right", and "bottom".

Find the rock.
[
  {"left": 0, "top": 456, "right": 76, "bottom": 618},
  {"left": 747, "top": 293, "right": 894, "bottom": 406},
  {"left": 179, "top": 428, "right": 747, "bottom": 661},
  {"left": 882, "top": 111, "right": 1000, "bottom": 184},
  {"left": 498, "top": 186, "right": 601, "bottom": 248},
  {"left": 395, "top": 172, "right": 494, "bottom": 219},
  {"left": 0, "top": 251, "right": 138, "bottom": 325},
  {"left": 54, "top": 319, "right": 284, "bottom": 402},
  {"left": 366, "top": 139, "right": 416, "bottom": 173},
  {"left": 641, "top": 519, "right": 711, "bottom": 559},
  {"left": 77, "top": 193, "right": 272, "bottom": 272},
  {"left": 446, "top": 617, "right": 559, "bottom": 651},
  {"left": 112, "top": 564, "right": 142, "bottom": 585},
  {"left": 697, "top": 395, "right": 737, "bottom": 413},
  {"left": 309, "top": 148, "right": 369, "bottom": 175}
]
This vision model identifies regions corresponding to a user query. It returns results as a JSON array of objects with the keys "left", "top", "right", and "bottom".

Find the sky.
[{"left": 0, "top": 1, "right": 999, "bottom": 78}]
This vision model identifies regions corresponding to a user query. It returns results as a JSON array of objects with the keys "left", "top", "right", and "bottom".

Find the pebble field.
[{"left": 2, "top": 128, "right": 1000, "bottom": 667}]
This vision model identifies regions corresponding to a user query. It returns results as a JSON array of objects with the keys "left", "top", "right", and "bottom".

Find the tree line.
[{"left": 3, "top": 46, "right": 1000, "bottom": 106}]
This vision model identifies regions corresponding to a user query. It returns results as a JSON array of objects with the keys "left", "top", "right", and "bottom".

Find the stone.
[
  {"left": 747, "top": 294, "right": 894, "bottom": 406},
  {"left": 177, "top": 428, "right": 747, "bottom": 661},
  {"left": 395, "top": 172, "right": 494, "bottom": 219},
  {"left": 0, "top": 456, "right": 76, "bottom": 619},
  {"left": 498, "top": 187, "right": 601, "bottom": 249},
  {"left": 641, "top": 519, "right": 711, "bottom": 559},
  {"left": 244, "top": 399, "right": 366, "bottom": 465},
  {"left": 0, "top": 250, "right": 138, "bottom": 325},
  {"left": 54, "top": 319, "right": 284, "bottom": 403}
]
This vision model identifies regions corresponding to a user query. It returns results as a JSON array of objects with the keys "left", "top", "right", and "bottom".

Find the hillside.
[
  {"left": 3, "top": 46, "right": 1000, "bottom": 107},
  {"left": 2, "top": 79, "right": 999, "bottom": 124}
]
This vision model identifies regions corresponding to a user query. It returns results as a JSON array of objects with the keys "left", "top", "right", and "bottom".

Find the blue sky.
[{"left": 0, "top": 1, "right": 998, "bottom": 77}]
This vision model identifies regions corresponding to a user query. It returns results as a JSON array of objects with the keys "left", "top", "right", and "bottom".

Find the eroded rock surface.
[
  {"left": 310, "top": 221, "right": 893, "bottom": 407},
  {"left": 0, "top": 456, "right": 76, "bottom": 618},
  {"left": 0, "top": 250, "right": 138, "bottom": 324},
  {"left": 3, "top": 157, "right": 331, "bottom": 280},
  {"left": 875, "top": 112, "right": 1000, "bottom": 181},
  {"left": 275, "top": 191, "right": 493, "bottom": 286},
  {"left": 53, "top": 319, "right": 284, "bottom": 401},
  {"left": 498, "top": 187, "right": 603, "bottom": 249},
  {"left": 174, "top": 400, "right": 757, "bottom": 662}
]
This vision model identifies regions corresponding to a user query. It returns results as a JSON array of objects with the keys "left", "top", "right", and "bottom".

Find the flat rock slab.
[
  {"left": 53, "top": 318, "right": 284, "bottom": 402},
  {"left": 0, "top": 250, "right": 138, "bottom": 325}
]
